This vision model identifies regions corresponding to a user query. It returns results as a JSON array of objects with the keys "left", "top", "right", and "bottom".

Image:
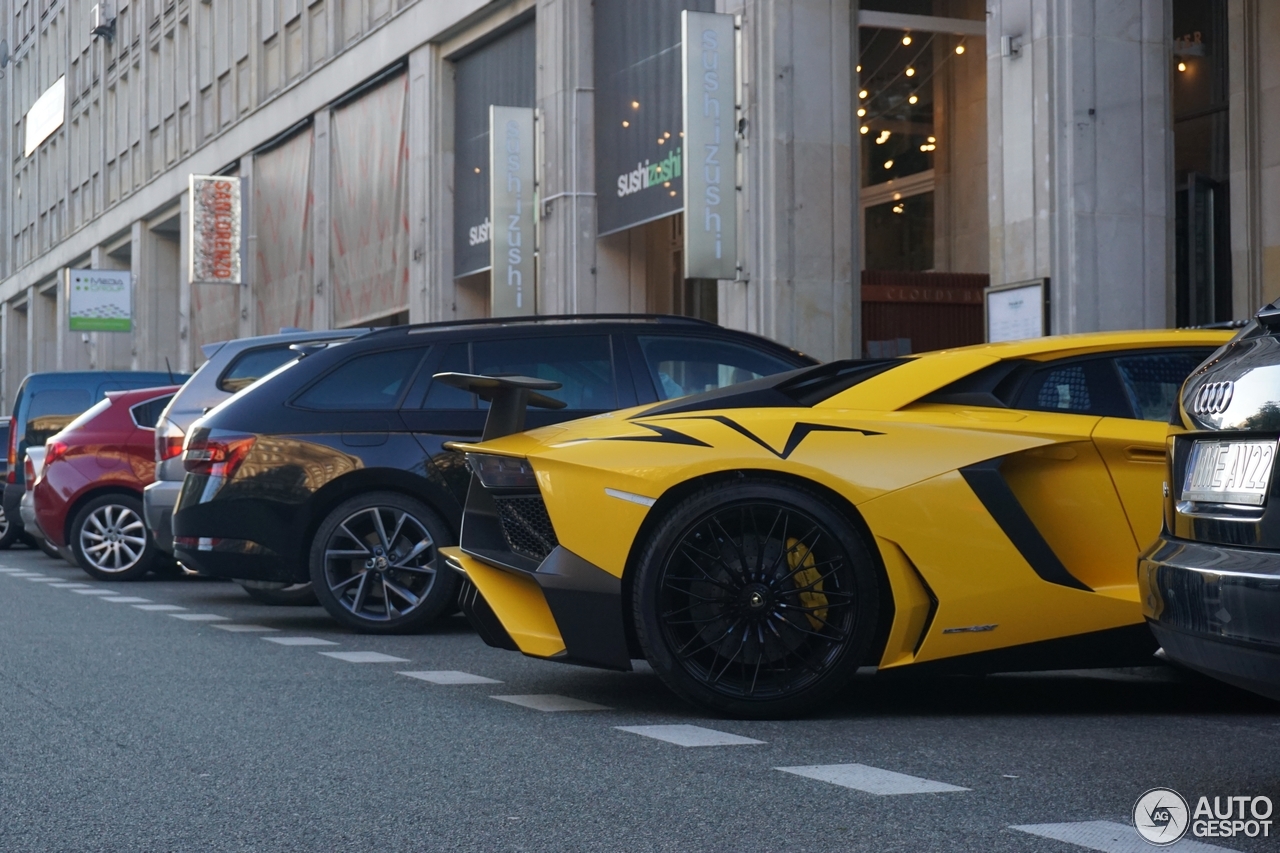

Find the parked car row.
[{"left": 15, "top": 310, "right": 1278, "bottom": 717}]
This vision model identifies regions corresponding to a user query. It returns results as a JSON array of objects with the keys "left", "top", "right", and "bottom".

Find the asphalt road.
[{"left": 1, "top": 546, "right": 1276, "bottom": 853}]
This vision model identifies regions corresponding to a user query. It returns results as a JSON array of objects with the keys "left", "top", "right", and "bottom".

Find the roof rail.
[{"left": 385, "top": 313, "right": 718, "bottom": 336}]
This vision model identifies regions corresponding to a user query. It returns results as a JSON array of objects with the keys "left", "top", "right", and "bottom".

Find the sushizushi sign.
[
  {"left": 682, "top": 10, "right": 737, "bottom": 280},
  {"left": 68, "top": 269, "right": 132, "bottom": 332}
]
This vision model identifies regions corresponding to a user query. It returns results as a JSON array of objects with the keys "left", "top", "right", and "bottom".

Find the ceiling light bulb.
[
  {"left": 905, "top": 67, "right": 915, "bottom": 77},
  {"left": 857, "top": 108, "right": 866, "bottom": 117},
  {"left": 621, "top": 120, "right": 629, "bottom": 127},
  {"left": 927, "top": 136, "right": 936, "bottom": 143},
  {"left": 859, "top": 89, "right": 868, "bottom": 99},
  {"left": 658, "top": 138, "right": 665, "bottom": 144},
  {"left": 1177, "top": 61, "right": 1187, "bottom": 72},
  {"left": 884, "top": 159, "right": 894, "bottom": 169},
  {"left": 664, "top": 131, "right": 671, "bottom": 138},
  {"left": 908, "top": 94, "right": 918, "bottom": 104},
  {"left": 860, "top": 125, "right": 869, "bottom": 134},
  {"left": 902, "top": 35, "right": 912, "bottom": 45},
  {"left": 474, "top": 167, "right": 481, "bottom": 174},
  {"left": 955, "top": 44, "right": 965, "bottom": 55},
  {"left": 631, "top": 100, "right": 640, "bottom": 109},
  {"left": 856, "top": 64, "right": 862, "bottom": 73}
]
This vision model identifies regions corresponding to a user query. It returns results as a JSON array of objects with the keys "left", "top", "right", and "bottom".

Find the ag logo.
[{"left": 1134, "top": 787, "right": 1190, "bottom": 845}]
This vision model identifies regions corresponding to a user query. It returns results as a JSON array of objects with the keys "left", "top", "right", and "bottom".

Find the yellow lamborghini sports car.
[{"left": 440, "top": 329, "right": 1232, "bottom": 718}]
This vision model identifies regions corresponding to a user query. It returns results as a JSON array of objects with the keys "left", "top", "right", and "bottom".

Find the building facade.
[{"left": 1, "top": 0, "right": 1277, "bottom": 409}]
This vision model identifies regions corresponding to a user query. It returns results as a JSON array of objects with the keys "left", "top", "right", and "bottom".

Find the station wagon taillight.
[
  {"left": 183, "top": 431, "right": 256, "bottom": 479},
  {"left": 156, "top": 419, "right": 185, "bottom": 463},
  {"left": 6, "top": 424, "right": 16, "bottom": 484}
]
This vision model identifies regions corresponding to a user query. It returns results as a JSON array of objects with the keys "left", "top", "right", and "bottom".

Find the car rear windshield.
[{"left": 217, "top": 345, "right": 303, "bottom": 393}]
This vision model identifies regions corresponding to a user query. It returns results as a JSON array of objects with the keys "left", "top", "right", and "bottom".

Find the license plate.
[{"left": 1182, "top": 440, "right": 1277, "bottom": 506}]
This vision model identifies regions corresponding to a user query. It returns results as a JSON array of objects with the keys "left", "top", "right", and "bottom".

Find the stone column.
[
  {"left": 988, "top": 0, "right": 1173, "bottom": 333},
  {"left": 312, "top": 109, "right": 333, "bottom": 329},
  {"left": 238, "top": 155, "right": 255, "bottom": 338},
  {"left": 536, "top": 0, "right": 602, "bottom": 315},
  {"left": 723, "top": 0, "right": 856, "bottom": 362}
]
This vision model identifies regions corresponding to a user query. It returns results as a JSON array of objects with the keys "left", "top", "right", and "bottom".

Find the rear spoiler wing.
[{"left": 433, "top": 373, "right": 565, "bottom": 441}]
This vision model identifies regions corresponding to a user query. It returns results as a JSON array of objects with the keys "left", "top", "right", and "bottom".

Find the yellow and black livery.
[{"left": 441, "top": 330, "right": 1231, "bottom": 717}]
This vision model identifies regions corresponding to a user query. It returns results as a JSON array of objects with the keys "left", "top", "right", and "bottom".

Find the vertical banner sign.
[
  {"left": 188, "top": 175, "right": 243, "bottom": 285},
  {"left": 682, "top": 11, "right": 738, "bottom": 280},
  {"left": 489, "top": 106, "right": 536, "bottom": 317},
  {"left": 67, "top": 269, "right": 132, "bottom": 332}
]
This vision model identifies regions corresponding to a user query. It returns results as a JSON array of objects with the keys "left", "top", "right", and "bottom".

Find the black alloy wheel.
[
  {"left": 70, "top": 494, "right": 157, "bottom": 581},
  {"left": 238, "top": 580, "right": 319, "bottom": 606},
  {"left": 633, "top": 481, "right": 879, "bottom": 719},
  {"left": 309, "top": 491, "right": 457, "bottom": 634}
]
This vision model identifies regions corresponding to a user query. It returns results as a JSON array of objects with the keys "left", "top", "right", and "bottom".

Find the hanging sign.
[
  {"left": 189, "top": 175, "right": 243, "bottom": 285},
  {"left": 682, "top": 11, "right": 738, "bottom": 280},
  {"left": 489, "top": 106, "right": 536, "bottom": 316},
  {"left": 67, "top": 268, "right": 132, "bottom": 332}
]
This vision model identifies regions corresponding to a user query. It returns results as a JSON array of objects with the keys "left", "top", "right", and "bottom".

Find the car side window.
[
  {"left": 1012, "top": 358, "right": 1130, "bottom": 418},
  {"left": 419, "top": 343, "right": 476, "bottom": 409},
  {"left": 26, "top": 389, "right": 93, "bottom": 445},
  {"left": 638, "top": 335, "right": 798, "bottom": 401},
  {"left": 472, "top": 335, "right": 616, "bottom": 409},
  {"left": 217, "top": 345, "right": 301, "bottom": 393},
  {"left": 294, "top": 347, "right": 428, "bottom": 411},
  {"left": 1113, "top": 350, "right": 1211, "bottom": 422},
  {"left": 130, "top": 395, "right": 176, "bottom": 429}
]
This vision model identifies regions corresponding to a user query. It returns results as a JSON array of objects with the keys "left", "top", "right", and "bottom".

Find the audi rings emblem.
[{"left": 1189, "top": 381, "right": 1234, "bottom": 416}]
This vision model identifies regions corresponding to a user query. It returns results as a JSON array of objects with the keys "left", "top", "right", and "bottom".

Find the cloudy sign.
[
  {"left": 68, "top": 269, "right": 132, "bottom": 332},
  {"left": 681, "top": 11, "right": 737, "bottom": 280}
]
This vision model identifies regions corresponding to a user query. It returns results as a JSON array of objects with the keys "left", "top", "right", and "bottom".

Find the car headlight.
[{"left": 467, "top": 454, "right": 538, "bottom": 490}]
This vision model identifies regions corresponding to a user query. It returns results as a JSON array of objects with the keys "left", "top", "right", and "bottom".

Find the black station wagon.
[{"left": 172, "top": 315, "right": 815, "bottom": 634}]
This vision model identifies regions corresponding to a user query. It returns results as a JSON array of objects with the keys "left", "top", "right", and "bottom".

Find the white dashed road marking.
[
  {"left": 775, "top": 764, "right": 969, "bottom": 795},
  {"left": 397, "top": 671, "right": 502, "bottom": 685},
  {"left": 211, "top": 624, "right": 279, "bottom": 633},
  {"left": 8, "top": 573, "right": 44, "bottom": 578},
  {"left": 169, "top": 614, "right": 231, "bottom": 622},
  {"left": 24, "top": 577, "right": 62, "bottom": 582},
  {"left": 133, "top": 604, "right": 186, "bottom": 611},
  {"left": 48, "top": 583, "right": 91, "bottom": 588},
  {"left": 320, "top": 651, "right": 409, "bottom": 663},
  {"left": 102, "top": 596, "right": 151, "bottom": 603},
  {"left": 492, "top": 694, "right": 610, "bottom": 712},
  {"left": 616, "top": 725, "right": 765, "bottom": 747},
  {"left": 263, "top": 637, "right": 339, "bottom": 646},
  {"left": 1011, "top": 821, "right": 1239, "bottom": 852},
  {"left": 73, "top": 589, "right": 115, "bottom": 595},
  {"left": 0, "top": 568, "right": 26, "bottom": 573}
]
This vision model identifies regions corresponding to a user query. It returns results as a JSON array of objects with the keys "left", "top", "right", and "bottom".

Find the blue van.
[{"left": 3, "top": 370, "right": 188, "bottom": 548}]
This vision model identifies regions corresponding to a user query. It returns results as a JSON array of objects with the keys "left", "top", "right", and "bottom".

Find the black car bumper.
[
  {"left": 1140, "top": 536, "right": 1280, "bottom": 700},
  {"left": 173, "top": 539, "right": 305, "bottom": 583}
]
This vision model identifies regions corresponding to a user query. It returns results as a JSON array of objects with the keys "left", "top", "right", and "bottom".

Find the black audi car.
[
  {"left": 172, "top": 315, "right": 815, "bottom": 633},
  {"left": 1139, "top": 304, "right": 1280, "bottom": 700}
]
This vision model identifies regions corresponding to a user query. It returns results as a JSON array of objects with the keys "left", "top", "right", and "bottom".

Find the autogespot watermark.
[{"left": 1133, "top": 787, "right": 1273, "bottom": 845}]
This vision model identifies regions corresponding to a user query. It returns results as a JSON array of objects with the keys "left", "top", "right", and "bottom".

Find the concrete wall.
[{"left": 988, "top": 0, "right": 1173, "bottom": 334}]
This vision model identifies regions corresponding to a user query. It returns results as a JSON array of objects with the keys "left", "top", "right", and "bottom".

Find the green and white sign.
[{"left": 68, "top": 268, "right": 132, "bottom": 332}]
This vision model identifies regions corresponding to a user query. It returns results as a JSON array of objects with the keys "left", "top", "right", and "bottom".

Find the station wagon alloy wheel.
[
  {"left": 634, "top": 482, "right": 880, "bottom": 718},
  {"left": 310, "top": 492, "right": 458, "bottom": 634},
  {"left": 70, "top": 494, "right": 157, "bottom": 581}
]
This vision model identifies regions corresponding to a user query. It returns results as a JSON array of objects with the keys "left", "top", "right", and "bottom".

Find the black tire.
[
  {"left": 309, "top": 491, "right": 457, "bottom": 634},
  {"left": 632, "top": 480, "right": 880, "bottom": 719},
  {"left": 0, "top": 504, "right": 20, "bottom": 550},
  {"left": 35, "top": 535, "right": 61, "bottom": 559},
  {"left": 238, "top": 580, "right": 319, "bottom": 606},
  {"left": 69, "top": 494, "right": 157, "bottom": 582}
]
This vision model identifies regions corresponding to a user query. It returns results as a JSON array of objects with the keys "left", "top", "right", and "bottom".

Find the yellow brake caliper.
[{"left": 787, "top": 536, "right": 828, "bottom": 630}]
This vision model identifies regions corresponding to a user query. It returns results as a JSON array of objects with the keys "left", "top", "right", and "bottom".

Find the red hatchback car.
[{"left": 34, "top": 385, "right": 180, "bottom": 581}]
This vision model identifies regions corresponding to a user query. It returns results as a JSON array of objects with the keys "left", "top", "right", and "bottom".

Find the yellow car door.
[{"left": 1091, "top": 348, "right": 1219, "bottom": 550}]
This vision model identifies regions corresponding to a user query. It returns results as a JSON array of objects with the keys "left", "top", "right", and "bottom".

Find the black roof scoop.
[{"left": 434, "top": 373, "right": 565, "bottom": 441}]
